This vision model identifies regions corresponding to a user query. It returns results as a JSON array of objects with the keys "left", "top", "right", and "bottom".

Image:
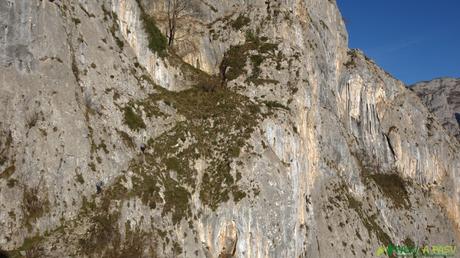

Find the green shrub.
[
  {"left": 22, "top": 186, "right": 50, "bottom": 228},
  {"left": 136, "top": 0, "right": 167, "bottom": 55},
  {"left": 263, "top": 101, "right": 290, "bottom": 111},
  {"left": 124, "top": 85, "right": 262, "bottom": 214},
  {"left": 231, "top": 15, "right": 250, "bottom": 30},
  {"left": 123, "top": 106, "right": 146, "bottom": 131},
  {"left": 143, "top": 15, "right": 167, "bottom": 55},
  {"left": 72, "top": 18, "right": 81, "bottom": 25},
  {"left": 220, "top": 32, "right": 279, "bottom": 82},
  {"left": 249, "top": 55, "right": 264, "bottom": 79},
  {"left": 117, "top": 130, "right": 135, "bottom": 149},
  {"left": 344, "top": 50, "right": 358, "bottom": 68},
  {"left": 75, "top": 173, "right": 85, "bottom": 184},
  {"left": 10, "top": 235, "right": 45, "bottom": 258},
  {"left": 79, "top": 213, "right": 120, "bottom": 256}
]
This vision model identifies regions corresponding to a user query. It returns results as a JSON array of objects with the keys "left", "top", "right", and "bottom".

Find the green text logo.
[{"left": 376, "top": 244, "right": 456, "bottom": 257}]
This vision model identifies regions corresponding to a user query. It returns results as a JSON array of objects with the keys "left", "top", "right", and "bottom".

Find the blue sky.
[{"left": 337, "top": 0, "right": 460, "bottom": 85}]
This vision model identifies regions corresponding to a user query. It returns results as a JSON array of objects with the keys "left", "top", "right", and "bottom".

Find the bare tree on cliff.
[{"left": 167, "top": 0, "right": 188, "bottom": 47}]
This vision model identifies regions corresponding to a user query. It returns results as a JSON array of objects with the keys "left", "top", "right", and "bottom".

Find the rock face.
[
  {"left": 0, "top": 0, "right": 458, "bottom": 257},
  {"left": 411, "top": 78, "right": 460, "bottom": 142}
]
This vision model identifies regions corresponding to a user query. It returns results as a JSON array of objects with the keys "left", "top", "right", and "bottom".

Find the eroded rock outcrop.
[{"left": 412, "top": 77, "right": 460, "bottom": 142}]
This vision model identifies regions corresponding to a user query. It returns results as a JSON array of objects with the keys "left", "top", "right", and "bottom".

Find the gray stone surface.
[
  {"left": 0, "top": 0, "right": 458, "bottom": 257},
  {"left": 411, "top": 77, "right": 460, "bottom": 142}
]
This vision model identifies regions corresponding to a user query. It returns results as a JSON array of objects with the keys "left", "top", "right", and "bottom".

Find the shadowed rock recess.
[{"left": 0, "top": 0, "right": 458, "bottom": 257}]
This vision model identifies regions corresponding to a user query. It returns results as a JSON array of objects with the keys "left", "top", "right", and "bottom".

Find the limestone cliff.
[
  {"left": 411, "top": 78, "right": 460, "bottom": 142},
  {"left": 0, "top": 0, "right": 458, "bottom": 257}
]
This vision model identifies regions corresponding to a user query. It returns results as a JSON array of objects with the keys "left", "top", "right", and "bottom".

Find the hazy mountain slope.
[
  {"left": 411, "top": 78, "right": 460, "bottom": 142},
  {"left": 0, "top": 0, "right": 458, "bottom": 257}
]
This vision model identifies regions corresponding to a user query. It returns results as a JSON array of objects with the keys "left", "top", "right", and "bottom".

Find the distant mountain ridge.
[{"left": 411, "top": 77, "right": 460, "bottom": 141}]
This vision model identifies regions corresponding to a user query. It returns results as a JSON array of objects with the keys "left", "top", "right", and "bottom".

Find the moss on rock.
[
  {"left": 221, "top": 32, "right": 279, "bottom": 82},
  {"left": 122, "top": 106, "right": 146, "bottom": 131}
]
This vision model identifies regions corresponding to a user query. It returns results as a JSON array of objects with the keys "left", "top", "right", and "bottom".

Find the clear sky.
[{"left": 337, "top": 0, "right": 460, "bottom": 85}]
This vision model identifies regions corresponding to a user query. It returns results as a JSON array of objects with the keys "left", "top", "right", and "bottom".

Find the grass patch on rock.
[
  {"left": 231, "top": 15, "right": 251, "bottom": 30},
  {"left": 220, "top": 31, "right": 279, "bottom": 82},
  {"left": 366, "top": 173, "right": 411, "bottom": 209},
  {"left": 22, "top": 186, "right": 50, "bottom": 230},
  {"left": 113, "top": 83, "right": 262, "bottom": 225},
  {"left": 333, "top": 183, "right": 392, "bottom": 246},
  {"left": 135, "top": 0, "right": 167, "bottom": 56},
  {"left": 123, "top": 106, "right": 146, "bottom": 131},
  {"left": 141, "top": 86, "right": 260, "bottom": 213}
]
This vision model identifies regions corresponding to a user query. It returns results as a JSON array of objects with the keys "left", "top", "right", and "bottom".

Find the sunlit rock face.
[{"left": 0, "top": 0, "right": 458, "bottom": 257}]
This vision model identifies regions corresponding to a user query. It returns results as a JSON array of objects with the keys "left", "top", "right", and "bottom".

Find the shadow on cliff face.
[
  {"left": 366, "top": 173, "right": 411, "bottom": 209},
  {"left": 0, "top": 249, "right": 10, "bottom": 258}
]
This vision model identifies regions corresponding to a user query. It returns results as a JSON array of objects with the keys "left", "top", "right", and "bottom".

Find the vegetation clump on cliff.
[
  {"left": 231, "top": 14, "right": 251, "bottom": 30},
  {"left": 220, "top": 31, "right": 279, "bottom": 84},
  {"left": 85, "top": 79, "right": 262, "bottom": 254},
  {"left": 122, "top": 84, "right": 262, "bottom": 217},
  {"left": 135, "top": 0, "right": 168, "bottom": 56},
  {"left": 122, "top": 106, "right": 146, "bottom": 131}
]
